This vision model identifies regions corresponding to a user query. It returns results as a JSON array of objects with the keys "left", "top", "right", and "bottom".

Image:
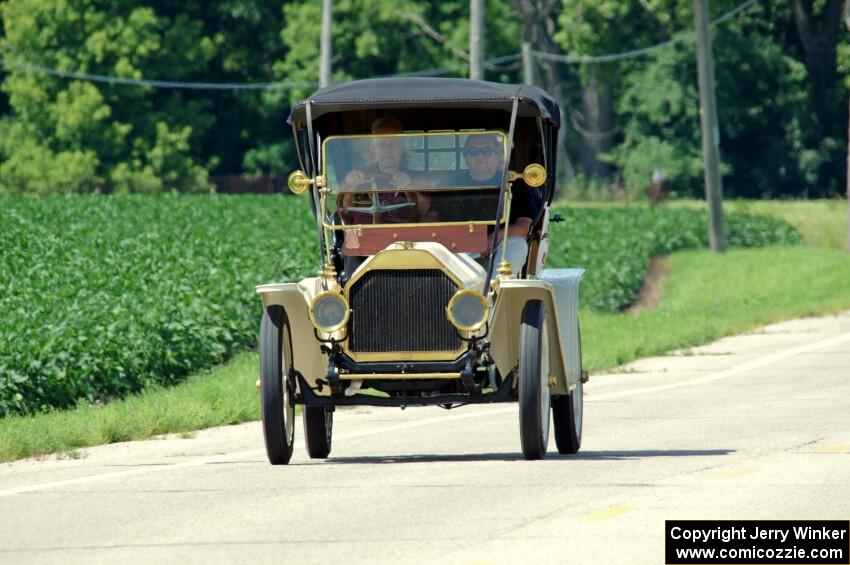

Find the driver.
[
  {"left": 459, "top": 134, "right": 540, "bottom": 275},
  {"left": 338, "top": 117, "right": 432, "bottom": 224}
]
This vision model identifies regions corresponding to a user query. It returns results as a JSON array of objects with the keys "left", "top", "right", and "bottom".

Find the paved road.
[{"left": 2, "top": 313, "right": 850, "bottom": 565}]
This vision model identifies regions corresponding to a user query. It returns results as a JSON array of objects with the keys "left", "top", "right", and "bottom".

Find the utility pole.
[
  {"left": 694, "top": 0, "right": 727, "bottom": 252},
  {"left": 522, "top": 42, "right": 534, "bottom": 85},
  {"left": 319, "top": 0, "right": 333, "bottom": 88},
  {"left": 469, "top": 0, "right": 484, "bottom": 80},
  {"left": 844, "top": 0, "right": 850, "bottom": 252}
]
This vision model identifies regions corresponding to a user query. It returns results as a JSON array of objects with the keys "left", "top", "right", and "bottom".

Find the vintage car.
[{"left": 256, "top": 78, "right": 586, "bottom": 464}]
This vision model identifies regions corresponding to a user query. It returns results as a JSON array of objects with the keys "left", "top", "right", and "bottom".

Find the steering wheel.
[{"left": 340, "top": 193, "right": 416, "bottom": 225}]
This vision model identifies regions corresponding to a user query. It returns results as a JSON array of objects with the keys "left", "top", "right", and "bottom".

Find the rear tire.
[
  {"left": 518, "top": 300, "right": 550, "bottom": 460},
  {"left": 553, "top": 325, "right": 583, "bottom": 454},
  {"left": 260, "top": 305, "right": 295, "bottom": 465},
  {"left": 303, "top": 406, "right": 333, "bottom": 459}
]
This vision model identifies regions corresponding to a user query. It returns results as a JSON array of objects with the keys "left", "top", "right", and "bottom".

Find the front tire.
[
  {"left": 303, "top": 406, "right": 333, "bottom": 459},
  {"left": 518, "top": 300, "right": 550, "bottom": 460},
  {"left": 260, "top": 305, "right": 295, "bottom": 465}
]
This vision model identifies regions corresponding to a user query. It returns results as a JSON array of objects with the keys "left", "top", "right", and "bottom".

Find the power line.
[
  {"left": 0, "top": 53, "right": 523, "bottom": 90},
  {"left": 0, "top": 0, "right": 758, "bottom": 90},
  {"left": 0, "top": 58, "right": 318, "bottom": 90},
  {"left": 0, "top": 52, "right": 524, "bottom": 88},
  {"left": 533, "top": 0, "right": 759, "bottom": 64}
]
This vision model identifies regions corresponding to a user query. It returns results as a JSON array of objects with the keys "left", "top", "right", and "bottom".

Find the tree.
[
  {"left": 0, "top": 1, "right": 289, "bottom": 194},
  {"left": 791, "top": 0, "right": 844, "bottom": 93},
  {"left": 1, "top": 0, "right": 846, "bottom": 199},
  {"left": 569, "top": 0, "right": 847, "bottom": 198},
  {"left": 787, "top": 0, "right": 847, "bottom": 197},
  {"left": 614, "top": 12, "right": 826, "bottom": 198},
  {"left": 555, "top": 0, "right": 676, "bottom": 181},
  {"left": 511, "top": 0, "right": 577, "bottom": 182},
  {"left": 0, "top": 1, "right": 209, "bottom": 192},
  {"left": 843, "top": 0, "right": 850, "bottom": 251},
  {"left": 276, "top": 0, "right": 521, "bottom": 106},
  {"left": 193, "top": 0, "right": 292, "bottom": 179}
]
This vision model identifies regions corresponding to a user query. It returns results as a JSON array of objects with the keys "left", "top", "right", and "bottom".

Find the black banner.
[{"left": 666, "top": 520, "right": 849, "bottom": 564}]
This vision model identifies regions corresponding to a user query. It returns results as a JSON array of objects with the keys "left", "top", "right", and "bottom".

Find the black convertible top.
[{"left": 288, "top": 78, "right": 560, "bottom": 127}]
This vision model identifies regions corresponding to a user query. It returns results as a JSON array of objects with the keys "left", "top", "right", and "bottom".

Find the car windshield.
[
  {"left": 324, "top": 131, "right": 507, "bottom": 192},
  {"left": 322, "top": 131, "right": 508, "bottom": 256},
  {"left": 324, "top": 131, "right": 507, "bottom": 223}
]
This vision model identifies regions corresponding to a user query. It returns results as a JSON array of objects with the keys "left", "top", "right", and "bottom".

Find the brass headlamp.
[
  {"left": 446, "top": 290, "right": 489, "bottom": 332},
  {"left": 309, "top": 291, "right": 350, "bottom": 333}
]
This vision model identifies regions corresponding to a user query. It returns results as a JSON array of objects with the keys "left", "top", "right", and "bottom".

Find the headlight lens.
[
  {"left": 447, "top": 290, "right": 489, "bottom": 332},
  {"left": 310, "top": 291, "right": 350, "bottom": 332}
]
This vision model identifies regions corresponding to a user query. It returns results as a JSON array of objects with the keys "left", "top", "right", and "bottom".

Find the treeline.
[{"left": 0, "top": 0, "right": 847, "bottom": 198}]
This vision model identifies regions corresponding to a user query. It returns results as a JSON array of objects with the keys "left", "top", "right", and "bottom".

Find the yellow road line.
[
  {"left": 813, "top": 444, "right": 850, "bottom": 453},
  {"left": 580, "top": 504, "right": 635, "bottom": 522}
]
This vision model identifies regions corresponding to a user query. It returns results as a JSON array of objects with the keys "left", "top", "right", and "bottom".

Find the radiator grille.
[{"left": 348, "top": 269, "right": 460, "bottom": 353}]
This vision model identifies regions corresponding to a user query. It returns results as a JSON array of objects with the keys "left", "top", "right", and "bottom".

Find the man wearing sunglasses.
[
  {"left": 462, "top": 134, "right": 503, "bottom": 186},
  {"left": 459, "top": 134, "right": 540, "bottom": 276}
]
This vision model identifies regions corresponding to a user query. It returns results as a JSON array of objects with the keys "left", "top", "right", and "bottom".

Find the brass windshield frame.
[
  {"left": 319, "top": 130, "right": 511, "bottom": 232},
  {"left": 320, "top": 129, "right": 509, "bottom": 193}
]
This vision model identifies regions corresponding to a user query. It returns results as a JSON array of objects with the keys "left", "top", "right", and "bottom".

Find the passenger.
[
  {"left": 459, "top": 134, "right": 540, "bottom": 276},
  {"left": 457, "top": 133, "right": 504, "bottom": 188}
]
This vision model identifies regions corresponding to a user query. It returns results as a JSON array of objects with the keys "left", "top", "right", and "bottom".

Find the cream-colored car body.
[
  {"left": 256, "top": 240, "right": 579, "bottom": 396},
  {"left": 255, "top": 277, "right": 328, "bottom": 394},
  {"left": 489, "top": 278, "right": 577, "bottom": 396}
]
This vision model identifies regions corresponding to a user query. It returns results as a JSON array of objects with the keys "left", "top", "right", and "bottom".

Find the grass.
[
  {"left": 547, "top": 205, "right": 801, "bottom": 311},
  {"left": 0, "top": 354, "right": 260, "bottom": 462},
  {"left": 3, "top": 245, "right": 850, "bottom": 462},
  {"left": 582, "top": 246, "right": 850, "bottom": 369}
]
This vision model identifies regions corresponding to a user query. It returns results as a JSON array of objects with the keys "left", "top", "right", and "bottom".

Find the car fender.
[
  {"left": 489, "top": 275, "right": 582, "bottom": 396},
  {"left": 256, "top": 278, "right": 327, "bottom": 395}
]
